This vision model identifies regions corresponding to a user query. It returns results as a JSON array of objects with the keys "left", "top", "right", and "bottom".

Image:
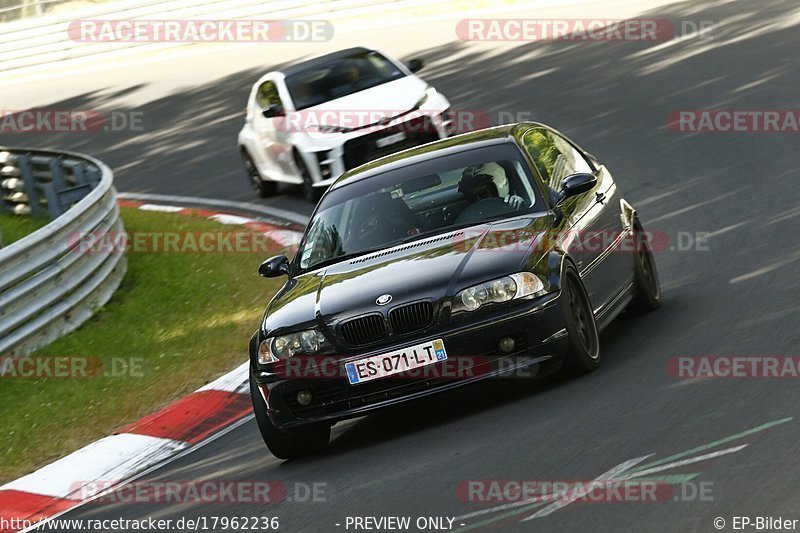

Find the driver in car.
[{"left": 458, "top": 162, "right": 527, "bottom": 209}]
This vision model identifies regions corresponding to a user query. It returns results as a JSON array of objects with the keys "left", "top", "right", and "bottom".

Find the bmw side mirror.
[
  {"left": 259, "top": 255, "right": 289, "bottom": 277},
  {"left": 406, "top": 58, "right": 425, "bottom": 73},
  {"left": 557, "top": 173, "right": 597, "bottom": 204},
  {"left": 262, "top": 104, "right": 284, "bottom": 118}
]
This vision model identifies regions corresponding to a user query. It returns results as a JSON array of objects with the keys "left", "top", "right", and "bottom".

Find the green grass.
[
  {"left": 0, "top": 212, "right": 49, "bottom": 247},
  {"left": 0, "top": 207, "right": 286, "bottom": 482}
]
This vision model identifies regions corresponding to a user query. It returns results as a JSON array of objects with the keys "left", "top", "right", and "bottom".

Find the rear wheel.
[
  {"left": 250, "top": 371, "right": 330, "bottom": 459},
  {"left": 560, "top": 265, "right": 601, "bottom": 375},
  {"left": 242, "top": 151, "right": 276, "bottom": 198},
  {"left": 628, "top": 220, "right": 661, "bottom": 313}
]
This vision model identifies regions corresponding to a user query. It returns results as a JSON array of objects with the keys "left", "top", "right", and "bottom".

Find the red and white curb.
[
  {"left": 0, "top": 201, "right": 304, "bottom": 532},
  {"left": 122, "top": 199, "right": 305, "bottom": 248}
]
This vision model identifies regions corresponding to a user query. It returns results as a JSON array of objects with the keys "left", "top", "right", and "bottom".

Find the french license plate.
[
  {"left": 345, "top": 339, "right": 448, "bottom": 385},
  {"left": 375, "top": 131, "right": 407, "bottom": 148}
]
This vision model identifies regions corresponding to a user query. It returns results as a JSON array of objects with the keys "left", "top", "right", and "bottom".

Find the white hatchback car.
[{"left": 238, "top": 47, "right": 453, "bottom": 201}]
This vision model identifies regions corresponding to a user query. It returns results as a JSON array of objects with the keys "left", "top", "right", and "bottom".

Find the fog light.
[
  {"left": 296, "top": 390, "right": 313, "bottom": 406},
  {"left": 498, "top": 337, "right": 516, "bottom": 353}
]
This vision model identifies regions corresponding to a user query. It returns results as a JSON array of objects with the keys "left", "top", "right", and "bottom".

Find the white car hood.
[{"left": 297, "top": 76, "right": 428, "bottom": 128}]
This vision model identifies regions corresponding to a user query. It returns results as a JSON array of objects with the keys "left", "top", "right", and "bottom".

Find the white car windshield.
[
  {"left": 296, "top": 144, "right": 541, "bottom": 271},
  {"left": 285, "top": 50, "right": 406, "bottom": 110}
]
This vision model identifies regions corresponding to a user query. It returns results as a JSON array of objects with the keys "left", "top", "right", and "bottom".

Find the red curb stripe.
[
  {"left": 0, "top": 490, "right": 78, "bottom": 532},
  {"left": 181, "top": 208, "right": 221, "bottom": 219},
  {"left": 118, "top": 390, "right": 251, "bottom": 444},
  {"left": 244, "top": 221, "right": 283, "bottom": 234},
  {"left": 117, "top": 199, "right": 144, "bottom": 208}
]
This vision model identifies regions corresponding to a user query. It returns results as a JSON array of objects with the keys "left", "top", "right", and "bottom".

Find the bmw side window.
[
  {"left": 510, "top": 160, "right": 537, "bottom": 207},
  {"left": 255, "top": 81, "right": 282, "bottom": 111},
  {"left": 522, "top": 129, "right": 592, "bottom": 193},
  {"left": 300, "top": 205, "right": 345, "bottom": 269},
  {"left": 552, "top": 135, "right": 592, "bottom": 177}
]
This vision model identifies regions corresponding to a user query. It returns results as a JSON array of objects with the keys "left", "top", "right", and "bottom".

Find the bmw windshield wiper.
[
  {"left": 396, "top": 216, "right": 510, "bottom": 245},
  {"left": 301, "top": 246, "right": 387, "bottom": 273}
]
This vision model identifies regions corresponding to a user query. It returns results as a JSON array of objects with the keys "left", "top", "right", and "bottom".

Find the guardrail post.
[
  {"left": 72, "top": 163, "right": 89, "bottom": 186},
  {"left": 0, "top": 178, "right": 9, "bottom": 213},
  {"left": 18, "top": 154, "right": 43, "bottom": 218},
  {"left": 41, "top": 182, "right": 62, "bottom": 218},
  {"left": 41, "top": 157, "right": 67, "bottom": 217},
  {"left": 49, "top": 157, "right": 68, "bottom": 189},
  {"left": 87, "top": 167, "right": 102, "bottom": 186}
]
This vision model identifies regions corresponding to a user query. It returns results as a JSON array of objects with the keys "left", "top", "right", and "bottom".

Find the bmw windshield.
[
  {"left": 285, "top": 50, "right": 406, "bottom": 111},
  {"left": 296, "top": 144, "right": 543, "bottom": 272}
]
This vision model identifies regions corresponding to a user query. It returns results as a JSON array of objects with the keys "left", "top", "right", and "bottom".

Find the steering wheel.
[
  {"left": 354, "top": 212, "right": 381, "bottom": 244},
  {"left": 354, "top": 76, "right": 382, "bottom": 90}
]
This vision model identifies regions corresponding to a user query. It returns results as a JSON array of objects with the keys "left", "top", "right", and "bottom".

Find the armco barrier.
[
  {"left": 0, "top": 0, "right": 369, "bottom": 74},
  {"left": 0, "top": 148, "right": 126, "bottom": 355},
  {"left": 0, "top": 0, "right": 523, "bottom": 76}
]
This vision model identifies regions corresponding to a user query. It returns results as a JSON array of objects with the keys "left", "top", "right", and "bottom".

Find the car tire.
[
  {"left": 294, "top": 151, "right": 322, "bottom": 204},
  {"left": 628, "top": 220, "right": 661, "bottom": 313},
  {"left": 559, "top": 264, "right": 601, "bottom": 375},
  {"left": 249, "top": 370, "right": 330, "bottom": 459},
  {"left": 242, "top": 151, "right": 276, "bottom": 198}
]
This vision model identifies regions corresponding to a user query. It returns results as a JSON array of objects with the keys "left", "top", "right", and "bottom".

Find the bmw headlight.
[
  {"left": 257, "top": 329, "right": 331, "bottom": 364},
  {"left": 452, "top": 272, "right": 546, "bottom": 313}
]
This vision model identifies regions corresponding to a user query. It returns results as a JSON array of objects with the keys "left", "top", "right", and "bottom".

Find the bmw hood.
[{"left": 262, "top": 215, "right": 553, "bottom": 336}]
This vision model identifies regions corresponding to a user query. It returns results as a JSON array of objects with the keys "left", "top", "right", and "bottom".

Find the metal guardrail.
[
  {"left": 0, "top": 148, "right": 126, "bottom": 355},
  {"left": 0, "top": 0, "right": 465, "bottom": 75},
  {"left": 0, "top": 0, "right": 345, "bottom": 72}
]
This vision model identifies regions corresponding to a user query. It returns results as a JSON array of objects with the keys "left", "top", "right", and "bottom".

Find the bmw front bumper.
[{"left": 254, "top": 291, "right": 567, "bottom": 430}]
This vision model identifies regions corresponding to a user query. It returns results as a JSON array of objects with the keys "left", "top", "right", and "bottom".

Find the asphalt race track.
[{"left": 4, "top": 0, "right": 800, "bottom": 531}]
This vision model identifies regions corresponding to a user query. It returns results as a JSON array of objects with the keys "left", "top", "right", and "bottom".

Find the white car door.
[{"left": 250, "top": 78, "right": 294, "bottom": 179}]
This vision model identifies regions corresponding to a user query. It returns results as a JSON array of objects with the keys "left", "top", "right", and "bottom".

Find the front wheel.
[
  {"left": 250, "top": 371, "right": 330, "bottom": 459},
  {"left": 628, "top": 220, "right": 661, "bottom": 313},
  {"left": 242, "top": 151, "right": 276, "bottom": 198},
  {"left": 559, "top": 265, "right": 601, "bottom": 375},
  {"left": 294, "top": 152, "right": 323, "bottom": 203}
]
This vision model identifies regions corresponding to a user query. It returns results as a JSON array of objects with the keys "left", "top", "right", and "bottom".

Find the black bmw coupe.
[{"left": 249, "top": 122, "right": 660, "bottom": 458}]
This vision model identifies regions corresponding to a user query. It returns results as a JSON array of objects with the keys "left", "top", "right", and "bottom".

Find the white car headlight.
[
  {"left": 414, "top": 87, "right": 438, "bottom": 109},
  {"left": 258, "top": 329, "right": 331, "bottom": 364},
  {"left": 452, "top": 272, "right": 546, "bottom": 313},
  {"left": 305, "top": 124, "right": 348, "bottom": 135}
]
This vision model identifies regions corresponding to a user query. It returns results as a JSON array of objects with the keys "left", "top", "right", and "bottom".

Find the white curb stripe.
[
  {"left": 264, "top": 228, "right": 303, "bottom": 247},
  {"left": 209, "top": 213, "right": 258, "bottom": 226},
  {"left": 117, "top": 192, "right": 310, "bottom": 226},
  {"left": 137, "top": 204, "right": 187, "bottom": 212},
  {"left": 1, "top": 434, "right": 187, "bottom": 500},
  {"left": 197, "top": 361, "right": 250, "bottom": 394}
]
